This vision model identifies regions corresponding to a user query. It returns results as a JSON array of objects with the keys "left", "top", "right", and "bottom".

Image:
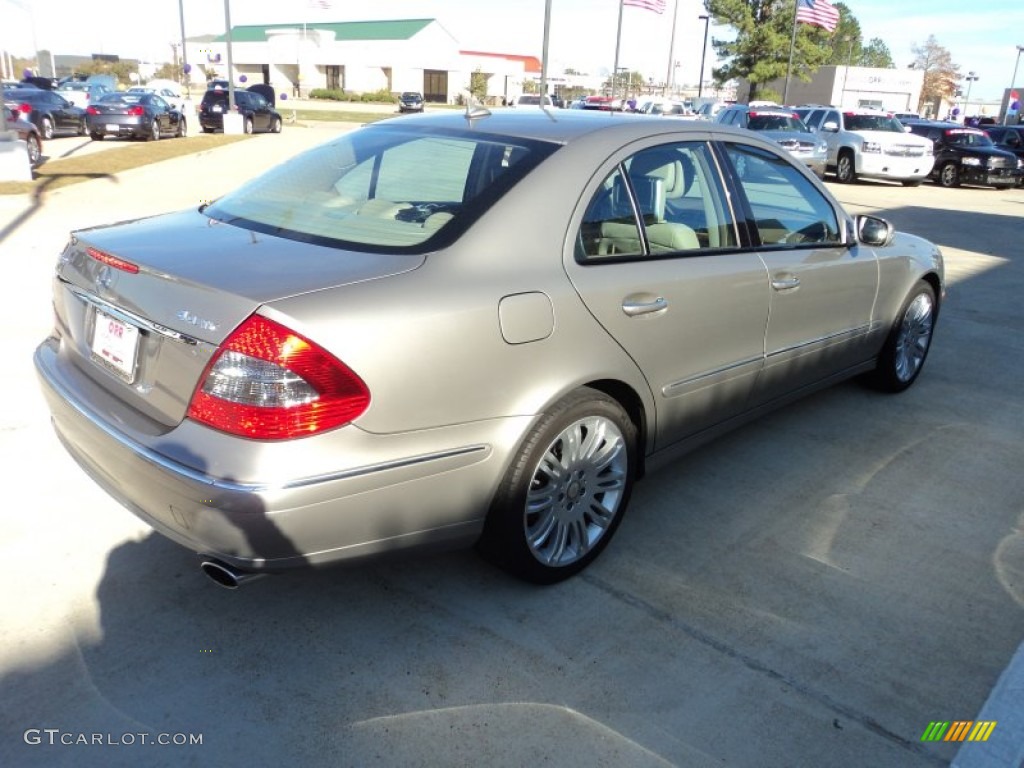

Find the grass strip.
[{"left": 0, "top": 134, "right": 249, "bottom": 196}]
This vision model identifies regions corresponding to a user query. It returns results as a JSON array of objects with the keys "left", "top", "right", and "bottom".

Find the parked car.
[
  {"left": 795, "top": 107, "right": 934, "bottom": 185},
  {"left": 893, "top": 112, "right": 921, "bottom": 122},
  {"left": 398, "top": 91, "right": 424, "bottom": 112},
  {"left": 983, "top": 125, "right": 1024, "bottom": 186},
  {"left": 86, "top": 91, "right": 187, "bottom": 141},
  {"left": 126, "top": 85, "right": 187, "bottom": 113},
  {"left": 5, "top": 105, "right": 43, "bottom": 166},
  {"left": 693, "top": 100, "right": 730, "bottom": 121},
  {"left": 903, "top": 120, "right": 1021, "bottom": 188},
  {"left": 198, "top": 89, "right": 282, "bottom": 134},
  {"left": 512, "top": 94, "right": 554, "bottom": 108},
  {"left": 715, "top": 104, "right": 827, "bottom": 178},
  {"left": 34, "top": 111, "right": 943, "bottom": 587},
  {"left": 2, "top": 87, "right": 86, "bottom": 139},
  {"left": 57, "top": 81, "right": 114, "bottom": 110}
]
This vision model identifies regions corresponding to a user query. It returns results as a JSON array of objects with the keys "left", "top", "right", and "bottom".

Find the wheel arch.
[{"left": 580, "top": 378, "right": 650, "bottom": 480}]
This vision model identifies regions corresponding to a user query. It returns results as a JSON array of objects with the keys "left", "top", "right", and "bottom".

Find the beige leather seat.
[{"left": 598, "top": 149, "right": 699, "bottom": 254}]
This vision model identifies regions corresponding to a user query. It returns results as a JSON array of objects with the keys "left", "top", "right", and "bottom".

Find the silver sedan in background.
[
  {"left": 34, "top": 111, "right": 942, "bottom": 587},
  {"left": 716, "top": 104, "right": 828, "bottom": 178}
]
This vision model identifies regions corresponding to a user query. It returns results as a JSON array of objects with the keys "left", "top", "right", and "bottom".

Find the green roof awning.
[{"left": 216, "top": 18, "right": 435, "bottom": 43}]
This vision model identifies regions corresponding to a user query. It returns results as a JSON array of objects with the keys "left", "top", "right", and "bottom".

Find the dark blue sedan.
[{"left": 86, "top": 92, "right": 187, "bottom": 141}]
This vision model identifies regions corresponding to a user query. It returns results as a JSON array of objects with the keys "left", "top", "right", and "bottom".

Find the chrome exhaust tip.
[{"left": 200, "top": 559, "right": 265, "bottom": 589}]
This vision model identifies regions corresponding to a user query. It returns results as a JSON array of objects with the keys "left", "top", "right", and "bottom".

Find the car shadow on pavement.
[{"left": 0, "top": 173, "right": 114, "bottom": 246}]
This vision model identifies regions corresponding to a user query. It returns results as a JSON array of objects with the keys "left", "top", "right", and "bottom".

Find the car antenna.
[{"left": 461, "top": 90, "right": 491, "bottom": 124}]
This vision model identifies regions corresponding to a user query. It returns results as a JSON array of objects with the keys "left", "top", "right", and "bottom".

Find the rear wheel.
[
  {"left": 25, "top": 134, "right": 41, "bottom": 166},
  {"left": 41, "top": 117, "right": 54, "bottom": 141},
  {"left": 864, "top": 280, "right": 937, "bottom": 393},
  {"left": 271, "top": 116, "right": 282, "bottom": 134},
  {"left": 149, "top": 119, "right": 160, "bottom": 141},
  {"left": 477, "top": 388, "right": 637, "bottom": 584},
  {"left": 244, "top": 117, "right": 253, "bottom": 135},
  {"left": 938, "top": 162, "right": 960, "bottom": 188},
  {"left": 835, "top": 149, "right": 857, "bottom": 183},
  {"left": 89, "top": 132, "right": 103, "bottom": 141},
  {"left": 177, "top": 118, "right": 187, "bottom": 138}
]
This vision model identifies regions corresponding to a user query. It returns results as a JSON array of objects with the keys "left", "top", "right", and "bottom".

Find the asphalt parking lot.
[{"left": 0, "top": 125, "right": 1021, "bottom": 768}]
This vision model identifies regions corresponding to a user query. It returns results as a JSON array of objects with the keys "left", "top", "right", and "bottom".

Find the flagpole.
[
  {"left": 783, "top": 0, "right": 799, "bottom": 104},
  {"left": 664, "top": 0, "right": 679, "bottom": 97},
  {"left": 611, "top": 0, "right": 624, "bottom": 101},
  {"left": 540, "top": 0, "right": 552, "bottom": 107}
]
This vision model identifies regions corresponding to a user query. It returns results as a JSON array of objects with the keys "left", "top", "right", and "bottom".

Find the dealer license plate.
[
  {"left": 105, "top": 123, "right": 119, "bottom": 133},
  {"left": 91, "top": 308, "right": 139, "bottom": 382}
]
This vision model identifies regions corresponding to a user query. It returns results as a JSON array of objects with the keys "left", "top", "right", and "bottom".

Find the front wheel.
[
  {"left": 89, "top": 132, "right": 103, "bottom": 141},
  {"left": 148, "top": 119, "right": 160, "bottom": 141},
  {"left": 835, "top": 150, "right": 857, "bottom": 183},
  {"left": 477, "top": 388, "right": 636, "bottom": 584},
  {"left": 938, "top": 162, "right": 960, "bottom": 188},
  {"left": 177, "top": 118, "right": 187, "bottom": 138},
  {"left": 864, "top": 280, "right": 937, "bottom": 393},
  {"left": 40, "top": 117, "right": 54, "bottom": 141},
  {"left": 243, "top": 117, "right": 253, "bottom": 135},
  {"left": 271, "top": 116, "right": 282, "bottom": 134}
]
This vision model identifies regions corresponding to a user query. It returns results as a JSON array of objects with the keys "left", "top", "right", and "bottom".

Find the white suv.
[{"left": 796, "top": 107, "right": 934, "bottom": 186}]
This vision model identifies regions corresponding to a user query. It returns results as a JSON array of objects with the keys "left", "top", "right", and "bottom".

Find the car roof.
[{"left": 369, "top": 109, "right": 763, "bottom": 148}]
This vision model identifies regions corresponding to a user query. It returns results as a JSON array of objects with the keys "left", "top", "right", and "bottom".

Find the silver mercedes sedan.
[{"left": 35, "top": 110, "right": 943, "bottom": 586}]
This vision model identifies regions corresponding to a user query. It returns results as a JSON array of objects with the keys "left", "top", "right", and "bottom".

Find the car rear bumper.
[
  {"left": 35, "top": 336, "right": 525, "bottom": 572},
  {"left": 86, "top": 117, "right": 148, "bottom": 138}
]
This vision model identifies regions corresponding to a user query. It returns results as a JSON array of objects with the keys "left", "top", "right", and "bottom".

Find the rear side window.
[{"left": 205, "top": 126, "right": 556, "bottom": 252}]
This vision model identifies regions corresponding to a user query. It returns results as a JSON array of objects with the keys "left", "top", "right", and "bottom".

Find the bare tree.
[{"left": 911, "top": 35, "right": 959, "bottom": 114}]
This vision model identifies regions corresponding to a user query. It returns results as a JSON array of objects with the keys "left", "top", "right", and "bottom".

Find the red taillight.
[
  {"left": 127, "top": 105, "right": 145, "bottom": 116},
  {"left": 86, "top": 105, "right": 99, "bottom": 115},
  {"left": 19, "top": 103, "right": 32, "bottom": 116},
  {"left": 187, "top": 315, "right": 370, "bottom": 440},
  {"left": 86, "top": 247, "right": 139, "bottom": 274}
]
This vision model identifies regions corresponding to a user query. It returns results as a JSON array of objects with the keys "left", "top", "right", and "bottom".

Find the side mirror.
[
  {"left": 821, "top": 121, "right": 839, "bottom": 132},
  {"left": 856, "top": 214, "right": 894, "bottom": 247},
  {"left": 904, "top": 125, "right": 912, "bottom": 133}
]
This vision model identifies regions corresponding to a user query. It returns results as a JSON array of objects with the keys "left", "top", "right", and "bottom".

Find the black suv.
[
  {"left": 198, "top": 89, "right": 282, "bottom": 134},
  {"left": 983, "top": 125, "right": 1024, "bottom": 186},
  {"left": 904, "top": 121, "right": 1020, "bottom": 188}
]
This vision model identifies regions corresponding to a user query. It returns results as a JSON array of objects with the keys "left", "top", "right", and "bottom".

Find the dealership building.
[
  {"left": 185, "top": 18, "right": 543, "bottom": 104},
  {"left": 750, "top": 65, "right": 925, "bottom": 114}
]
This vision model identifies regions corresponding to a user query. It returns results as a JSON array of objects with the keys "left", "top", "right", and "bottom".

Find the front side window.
[
  {"left": 205, "top": 126, "right": 555, "bottom": 252},
  {"left": 577, "top": 142, "right": 737, "bottom": 260},
  {"left": 723, "top": 143, "right": 841, "bottom": 247}
]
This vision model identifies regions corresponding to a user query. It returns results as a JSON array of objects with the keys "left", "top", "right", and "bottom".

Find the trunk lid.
[{"left": 55, "top": 208, "right": 423, "bottom": 426}]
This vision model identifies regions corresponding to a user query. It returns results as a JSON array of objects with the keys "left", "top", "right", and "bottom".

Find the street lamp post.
[
  {"left": 1005, "top": 45, "right": 1024, "bottom": 125},
  {"left": 963, "top": 71, "right": 978, "bottom": 123},
  {"left": 697, "top": 15, "right": 710, "bottom": 99}
]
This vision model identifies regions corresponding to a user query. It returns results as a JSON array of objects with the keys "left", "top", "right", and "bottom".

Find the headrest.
[{"left": 629, "top": 148, "right": 685, "bottom": 198}]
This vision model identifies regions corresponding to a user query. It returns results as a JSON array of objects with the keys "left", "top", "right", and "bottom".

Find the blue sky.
[{"left": 3, "top": 0, "right": 1022, "bottom": 101}]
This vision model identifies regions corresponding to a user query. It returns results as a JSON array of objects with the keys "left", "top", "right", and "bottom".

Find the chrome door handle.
[
  {"left": 621, "top": 296, "right": 668, "bottom": 317},
  {"left": 771, "top": 277, "right": 800, "bottom": 291}
]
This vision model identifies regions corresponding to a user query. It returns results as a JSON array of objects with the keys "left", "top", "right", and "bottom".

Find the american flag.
[
  {"left": 623, "top": 0, "right": 667, "bottom": 13},
  {"left": 795, "top": 0, "right": 839, "bottom": 32},
  {"left": 308, "top": 0, "right": 332, "bottom": 8}
]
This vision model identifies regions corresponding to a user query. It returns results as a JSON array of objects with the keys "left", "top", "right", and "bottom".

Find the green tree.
[
  {"left": 150, "top": 62, "right": 180, "bottom": 82},
  {"left": 470, "top": 68, "right": 488, "bottom": 101},
  {"left": 860, "top": 38, "right": 894, "bottom": 68},
  {"left": 823, "top": 3, "right": 862, "bottom": 66},
  {"left": 911, "top": 35, "right": 959, "bottom": 113},
  {"left": 704, "top": 0, "right": 834, "bottom": 100}
]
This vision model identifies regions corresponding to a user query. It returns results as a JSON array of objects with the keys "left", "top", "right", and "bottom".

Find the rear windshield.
[
  {"left": 98, "top": 93, "right": 143, "bottom": 105},
  {"left": 204, "top": 125, "right": 558, "bottom": 252}
]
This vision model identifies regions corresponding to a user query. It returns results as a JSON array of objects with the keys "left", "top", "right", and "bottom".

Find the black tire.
[
  {"left": 901, "top": 179, "right": 923, "bottom": 187},
  {"left": 477, "top": 388, "right": 637, "bottom": 584},
  {"left": 244, "top": 117, "right": 253, "bottom": 135},
  {"left": 89, "top": 132, "right": 103, "bottom": 141},
  {"left": 202, "top": 126, "right": 214, "bottom": 133},
  {"left": 836, "top": 149, "right": 857, "bottom": 183},
  {"left": 148, "top": 119, "right": 160, "bottom": 141},
  {"left": 271, "top": 116, "right": 282, "bottom": 134},
  {"left": 26, "top": 134, "right": 41, "bottom": 166},
  {"left": 40, "top": 117, "right": 54, "bottom": 141},
  {"left": 938, "top": 162, "right": 960, "bottom": 188},
  {"left": 864, "top": 280, "right": 937, "bottom": 393}
]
